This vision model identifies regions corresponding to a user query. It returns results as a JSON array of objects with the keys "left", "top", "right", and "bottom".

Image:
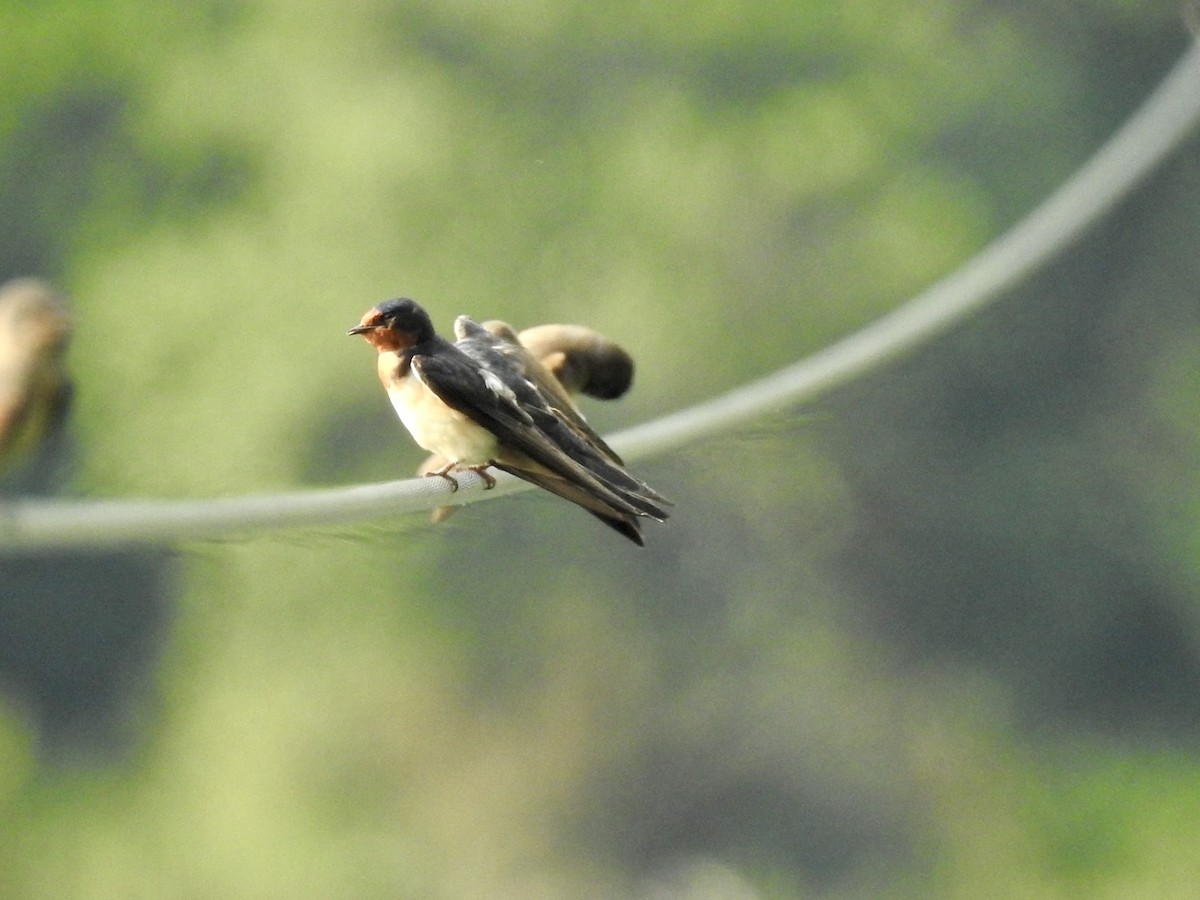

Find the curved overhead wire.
[{"left": 4, "top": 40, "right": 1200, "bottom": 552}]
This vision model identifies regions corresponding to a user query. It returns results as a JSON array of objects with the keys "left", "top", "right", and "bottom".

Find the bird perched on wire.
[
  {"left": 0, "top": 278, "right": 72, "bottom": 482},
  {"left": 416, "top": 318, "right": 639, "bottom": 523},
  {"left": 349, "top": 298, "right": 670, "bottom": 545}
]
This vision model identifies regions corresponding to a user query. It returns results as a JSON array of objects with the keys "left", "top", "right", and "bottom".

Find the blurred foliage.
[{"left": 2, "top": 0, "right": 1200, "bottom": 897}]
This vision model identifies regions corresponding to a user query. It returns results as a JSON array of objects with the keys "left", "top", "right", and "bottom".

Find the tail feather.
[{"left": 491, "top": 462, "right": 646, "bottom": 545}]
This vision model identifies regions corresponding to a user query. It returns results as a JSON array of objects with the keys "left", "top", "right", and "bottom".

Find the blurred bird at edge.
[{"left": 0, "top": 278, "right": 72, "bottom": 488}]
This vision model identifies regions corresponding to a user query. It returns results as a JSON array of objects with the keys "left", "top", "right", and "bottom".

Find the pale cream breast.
[{"left": 386, "top": 364, "right": 498, "bottom": 465}]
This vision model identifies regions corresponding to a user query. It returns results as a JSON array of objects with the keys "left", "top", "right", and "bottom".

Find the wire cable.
[{"left": 5, "top": 40, "right": 1200, "bottom": 552}]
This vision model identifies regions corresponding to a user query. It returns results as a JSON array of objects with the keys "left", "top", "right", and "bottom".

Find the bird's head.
[{"left": 348, "top": 298, "right": 435, "bottom": 352}]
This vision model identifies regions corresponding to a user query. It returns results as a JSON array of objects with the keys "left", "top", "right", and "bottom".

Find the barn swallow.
[
  {"left": 0, "top": 278, "right": 72, "bottom": 479},
  {"left": 422, "top": 321, "right": 628, "bottom": 525},
  {"left": 418, "top": 320, "right": 640, "bottom": 521},
  {"left": 447, "top": 315, "right": 671, "bottom": 540},
  {"left": 349, "top": 298, "right": 669, "bottom": 545}
]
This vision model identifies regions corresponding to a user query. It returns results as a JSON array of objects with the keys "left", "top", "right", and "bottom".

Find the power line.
[{"left": 5, "top": 41, "right": 1200, "bottom": 552}]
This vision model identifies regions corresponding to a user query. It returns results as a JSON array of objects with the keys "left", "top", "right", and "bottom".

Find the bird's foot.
[
  {"left": 467, "top": 465, "right": 497, "bottom": 489},
  {"left": 425, "top": 462, "right": 461, "bottom": 493}
]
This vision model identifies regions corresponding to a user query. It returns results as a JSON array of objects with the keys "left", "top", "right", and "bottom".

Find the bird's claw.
[
  {"left": 425, "top": 469, "right": 461, "bottom": 492},
  {"left": 426, "top": 462, "right": 496, "bottom": 492},
  {"left": 469, "top": 465, "right": 497, "bottom": 489}
]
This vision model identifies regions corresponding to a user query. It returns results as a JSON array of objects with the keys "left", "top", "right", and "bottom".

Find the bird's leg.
[
  {"left": 425, "top": 460, "right": 461, "bottom": 492},
  {"left": 467, "top": 464, "right": 497, "bottom": 489}
]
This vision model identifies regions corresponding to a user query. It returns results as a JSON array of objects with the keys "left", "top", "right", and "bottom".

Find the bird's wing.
[
  {"left": 470, "top": 319, "right": 627, "bottom": 462},
  {"left": 445, "top": 324, "right": 669, "bottom": 515},
  {"left": 411, "top": 349, "right": 654, "bottom": 520}
]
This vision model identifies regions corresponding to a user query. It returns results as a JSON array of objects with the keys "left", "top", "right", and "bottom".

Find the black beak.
[{"left": 347, "top": 324, "right": 375, "bottom": 335}]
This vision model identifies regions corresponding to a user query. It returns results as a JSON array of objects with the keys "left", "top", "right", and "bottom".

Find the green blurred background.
[{"left": 3, "top": 1, "right": 1200, "bottom": 896}]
